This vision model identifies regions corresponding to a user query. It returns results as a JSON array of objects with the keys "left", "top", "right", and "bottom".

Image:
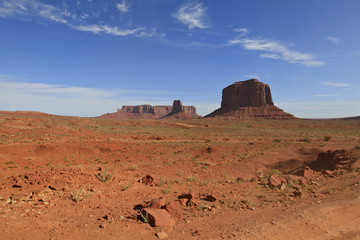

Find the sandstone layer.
[{"left": 205, "top": 79, "right": 295, "bottom": 119}]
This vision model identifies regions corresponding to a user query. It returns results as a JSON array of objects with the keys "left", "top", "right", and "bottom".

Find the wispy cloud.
[
  {"left": 116, "top": 0, "right": 130, "bottom": 13},
  {"left": 229, "top": 38, "right": 325, "bottom": 67},
  {"left": 72, "top": 24, "right": 142, "bottom": 36},
  {"left": 233, "top": 28, "right": 248, "bottom": 33},
  {"left": 173, "top": 1, "right": 208, "bottom": 29},
  {"left": 0, "top": 0, "right": 159, "bottom": 38},
  {"left": 327, "top": 36, "right": 339, "bottom": 44},
  {"left": 313, "top": 94, "right": 339, "bottom": 97},
  {"left": 323, "top": 81, "right": 351, "bottom": 87},
  {"left": 0, "top": 0, "right": 69, "bottom": 24}
]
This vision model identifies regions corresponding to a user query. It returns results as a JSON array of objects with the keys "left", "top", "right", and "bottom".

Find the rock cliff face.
[
  {"left": 205, "top": 79, "right": 295, "bottom": 119},
  {"left": 99, "top": 101, "right": 200, "bottom": 119},
  {"left": 221, "top": 79, "right": 274, "bottom": 108}
]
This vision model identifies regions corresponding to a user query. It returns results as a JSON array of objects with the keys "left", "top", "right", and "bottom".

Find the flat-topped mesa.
[
  {"left": 119, "top": 105, "right": 154, "bottom": 114},
  {"left": 205, "top": 79, "right": 295, "bottom": 120},
  {"left": 221, "top": 78, "right": 274, "bottom": 109},
  {"left": 99, "top": 100, "right": 200, "bottom": 119}
]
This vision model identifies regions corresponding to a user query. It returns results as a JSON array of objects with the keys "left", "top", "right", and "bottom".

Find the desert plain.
[{"left": 0, "top": 110, "right": 359, "bottom": 240}]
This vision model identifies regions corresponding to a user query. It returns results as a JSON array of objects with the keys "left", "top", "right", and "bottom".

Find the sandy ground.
[{"left": 0, "top": 111, "right": 359, "bottom": 239}]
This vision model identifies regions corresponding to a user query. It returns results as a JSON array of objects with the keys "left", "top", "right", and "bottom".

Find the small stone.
[
  {"left": 156, "top": 231, "right": 168, "bottom": 239},
  {"left": 178, "top": 192, "right": 193, "bottom": 200},
  {"left": 268, "top": 175, "right": 287, "bottom": 188},
  {"left": 141, "top": 175, "right": 154, "bottom": 185},
  {"left": 203, "top": 195, "right": 216, "bottom": 202},
  {"left": 99, "top": 224, "right": 105, "bottom": 228}
]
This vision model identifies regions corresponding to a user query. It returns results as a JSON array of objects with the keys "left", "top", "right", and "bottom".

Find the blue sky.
[{"left": 0, "top": 0, "right": 359, "bottom": 118}]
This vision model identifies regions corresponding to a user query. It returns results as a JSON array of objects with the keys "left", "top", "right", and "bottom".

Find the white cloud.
[
  {"left": 174, "top": 1, "right": 208, "bottom": 29},
  {"left": 327, "top": 36, "right": 339, "bottom": 44},
  {"left": 323, "top": 81, "right": 351, "bottom": 87},
  {"left": 229, "top": 38, "right": 325, "bottom": 67},
  {"left": 116, "top": 0, "right": 130, "bottom": 13}
]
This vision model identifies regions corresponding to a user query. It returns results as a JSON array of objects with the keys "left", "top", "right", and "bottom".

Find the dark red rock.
[
  {"left": 202, "top": 195, "right": 217, "bottom": 202},
  {"left": 141, "top": 175, "right": 154, "bottom": 185},
  {"left": 178, "top": 192, "right": 193, "bottom": 200}
]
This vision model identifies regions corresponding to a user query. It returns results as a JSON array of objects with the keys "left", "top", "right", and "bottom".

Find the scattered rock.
[
  {"left": 141, "top": 175, "right": 154, "bottom": 185},
  {"left": 150, "top": 197, "right": 166, "bottom": 209},
  {"left": 295, "top": 166, "right": 314, "bottom": 179},
  {"left": 178, "top": 192, "right": 193, "bottom": 201},
  {"left": 49, "top": 183, "right": 65, "bottom": 191},
  {"left": 202, "top": 195, "right": 216, "bottom": 202},
  {"left": 322, "top": 170, "right": 335, "bottom": 178},
  {"left": 293, "top": 189, "right": 303, "bottom": 198},
  {"left": 268, "top": 175, "right": 287, "bottom": 188},
  {"left": 165, "top": 201, "right": 183, "bottom": 220},
  {"left": 142, "top": 208, "right": 176, "bottom": 227},
  {"left": 99, "top": 224, "right": 105, "bottom": 228},
  {"left": 156, "top": 231, "right": 168, "bottom": 239}
]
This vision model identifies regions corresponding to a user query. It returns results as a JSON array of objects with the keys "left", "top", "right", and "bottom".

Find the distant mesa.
[
  {"left": 99, "top": 100, "right": 200, "bottom": 120},
  {"left": 205, "top": 79, "right": 296, "bottom": 120}
]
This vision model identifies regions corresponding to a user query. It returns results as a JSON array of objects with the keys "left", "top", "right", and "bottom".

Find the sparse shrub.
[
  {"left": 138, "top": 207, "right": 149, "bottom": 223},
  {"left": 96, "top": 169, "right": 113, "bottom": 183},
  {"left": 121, "top": 182, "right": 130, "bottom": 191},
  {"left": 157, "top": 176, "right": 167, "bottom": 186},
  {"left": 270, "top": 169, "right": 282, "bottom": 176},
  {"left": 298, "top": 138, "right": 311, "bottom": 143},
  {"left": 128, "top": 165, "right": 138, "bottom": 171},
  {"left": 273, "top": 138, "right": 281, "bottom": 143},
  {"left": 162, "top": 185, "right": 172, "bottom": 194},
  {"left": 70, "top": 189, "right": 90, "bottom": 203},
  {"left": 187, "top": 175, "right": 197, "bottom": 185},
  {"left": 324, "top": 135, "right": 332, "bottom": 142}
]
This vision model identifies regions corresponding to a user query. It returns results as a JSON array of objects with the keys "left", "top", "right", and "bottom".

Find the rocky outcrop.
[
  {"left": 205, "top": 79, "right": 295, "bottom": 120},
  {"left": 99, "top": 101, "right": 200, "bottom": 119},
  {"left": 221, "top": 79, "right": 274, "bottom": 108}
]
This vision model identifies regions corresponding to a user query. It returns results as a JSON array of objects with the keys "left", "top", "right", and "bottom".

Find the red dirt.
[{"left": 0, "top": 111, "right": 359, "bottom": 239}]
